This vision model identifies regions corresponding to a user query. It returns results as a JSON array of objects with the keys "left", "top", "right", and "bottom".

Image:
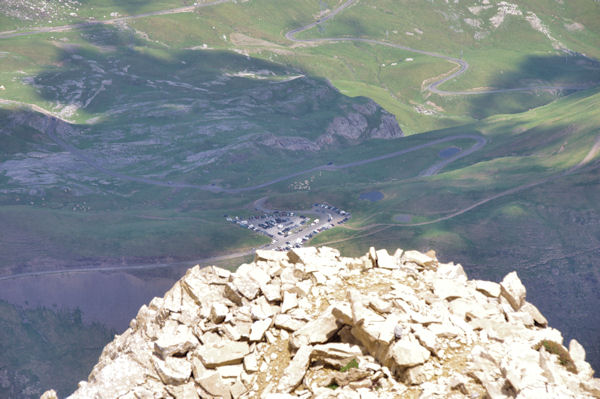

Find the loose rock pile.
[{"left": 45, "top": 247, "right": 600, "bottom": 398}]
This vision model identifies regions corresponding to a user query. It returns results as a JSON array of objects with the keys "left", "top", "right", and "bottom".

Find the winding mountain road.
[
  {"left": 285, "top": 0, "right": 593, "bottom": 96},
  {"left": 12, "top": 101, "right": 484, "bottom": 194},
  {"left": 315, "top": 135, "right": 600, "bottom": 249},
  {"left": 0, "top": 250, "right": 254, "bottom": 282},
  {"left": 0, "top": 0, "right": 230, "bottom": 39},
  {"left": 0, "top": 0, "right": 593, "bottom": 94}
]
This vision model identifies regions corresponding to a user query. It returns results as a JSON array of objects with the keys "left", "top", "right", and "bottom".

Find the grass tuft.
[{"left": 535, "top": 340, "right": 577, "bottom": 373}]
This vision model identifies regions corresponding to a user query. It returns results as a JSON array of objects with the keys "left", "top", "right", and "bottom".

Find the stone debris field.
[{"left": 44, "top": 246, "right": 600, "bottom": 399}]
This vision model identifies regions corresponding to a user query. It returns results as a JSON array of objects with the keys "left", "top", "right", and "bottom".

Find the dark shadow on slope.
[
  {"left": 468, "top": 54, "right": 600, "bottom": 119},
  {"left": 27, "top": 24, "right": 399, "bottom": 180},
  {"left": 0, "top": 300, "right": 115, "bottom": 399}
]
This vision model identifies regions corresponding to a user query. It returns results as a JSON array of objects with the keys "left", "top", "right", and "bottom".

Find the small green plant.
[
  {"left": 326, "top": 383, "right": 339, "bottom": 390},
  {"left": 340, "top": 358, "right": 359, "bottom": 372},
  {"left": 534, "top": 340, "right": 577, "bottom": 373}
]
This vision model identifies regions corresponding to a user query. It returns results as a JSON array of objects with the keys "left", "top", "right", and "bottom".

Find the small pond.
[
  {"left": 439, "top": 146, "right": 461, "bottom": 158},
  {"left": 393, "top": 214, "right": 412, "bottom": 223},
  {"left": 359, "top": 191, "right": 384, "bottom": 202}
]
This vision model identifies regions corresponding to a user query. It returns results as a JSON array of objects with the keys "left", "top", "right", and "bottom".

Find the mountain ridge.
[{"left": 42, "top": 246, "right": 600, "bottom": 398}]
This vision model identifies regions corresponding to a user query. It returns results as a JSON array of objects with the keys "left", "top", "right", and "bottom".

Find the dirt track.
[{"left": 285, "top": 0, "right": 595, "bottom": 96}]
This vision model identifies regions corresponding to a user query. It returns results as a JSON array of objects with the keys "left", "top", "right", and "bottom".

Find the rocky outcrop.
[
  {"left": 46, "top": 247, "right": 599, "bottom": 398},
  {"left": 258, "top": 134, "right": 321, "bottom": 152},
  {"left": 318, "top": 100, "right": 403, "bottom": 146},
  {"left": 257, "top": 100, "right": 403, "bottom": 152}
]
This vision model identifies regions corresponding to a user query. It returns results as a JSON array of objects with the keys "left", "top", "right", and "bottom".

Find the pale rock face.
[
  {"left": 311, "top": 343, "right": 363, "bottom": 368},
  {"left": 255, "top": 249, "right": 289, "bottom": 264},
  {"left": 210, "top": 302, "right": 229, "bottom": 324},
  {"left": 243, "top": 352, "right": 259, "bottom": 373},
  {"left": 433, "top": 277, "right": 469, "bottom": 301},
  {"left": 402, "top": 250, "right": 437, "bottom": 269},
  {"left": 217, "top": 364, "right": 244, "bottom": 378},
  {"left": 56, "top": 247, "right": 597, "bottom": 399},
  {"left": 277, "top": 345, "right": 313, "bottom": 393},
  {"left": 581, "top": 379, "right": 600, "bottom": 396},
  {"left": 153, "top": 356, "right": 192, "bottom": 385},
  {"left": 169, "top": 381, "right": 199, "bottom": 398},
  {"left": 500, "top": 271, "right": 527, "bottom": 310},
  {"left": 197, "top": 341, "right": 250, "bottom": 367},
  {"left": 570, "top": 339, "right": 586, "bottom": 363},
  {"left": 274, "top": 314, "right": 305, "bottom": 332},
  {"left": 40, "top": 390, "right": 58, "bottom": 399},
  {"left": 251, "top": 296, "right": 275, "bottom": 320},
  {"left": 281, "top": 291, "right": 298, "bottom": 313},
  {"left": 404, "top": 363, "right": 434, "bottom": 385},
  {"left": 411, "top": 324, "right": 439, "bottom": 355},
  {"left": 436, "top": 262, "right": 467, "bottom": 281},
  {"left": 290, "top": 306, "right": 341, "bottom": 348},
  {"left": 261, "top": 283, "right": 282, "bottom": 302},
  {"left": 386, "top": 335, "right": 431, "bottom": 369},
  {"left": 376, "top": 248, "right": 399, "bottom": 269},
  {"left": 249, "top": 318, "right": 273, "bottom": 341},
  {"left": 521, "top": 302, "right": 548, "bottom": 327},
  {"left": 154, "top": 322, "right": 198, "bottom": 358},
  {"left": 232, "top": 275, "right": 260, "bottom": 300},
  {"left": 500, "top": 342, "right": 546, "bottom": 393},
  {"left": 223, "top": 282, "right": 244, "bottom": 306},
  {"left": 197, "top": 372, "right": 232, "bottom": 399},
  {"left": 474, "top": 280, "right": 501, "bottom": 298},
  {"left": 221, "top": 323, "right": 242, "bottom": 341},
  {"left": 331, "top": 302, "right": 353, "bottom": 325}
]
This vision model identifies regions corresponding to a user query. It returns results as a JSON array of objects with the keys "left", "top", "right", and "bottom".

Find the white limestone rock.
[
  {"left": 249, "top": 317, "right": 273, "bottom": 342},
  {"left": 281, "top": 291, "right": 298, "bottom": 313},
  {"left": 154, "top": 323, "right": 199, "bottom": 358},
  {"left": 251, "top": 296, "right": 275, "bottom": 320},
  {"left": 311, "top": 342, "right": 363, "bottom": 368},
  {"left": 261, "top": 282, "right": 282, "bottom": 302},
  {"left": 40, "top": 390, "right": 58, "bottom": 399},
  {"left": 210, "top": 302, "right": 229, "bottom": 324},
  {"left": 569, "top": 339, "right": 586, "bottom": 363},
  {"left": 500, "top": 271, "right": 526, "bottom": 310},
  {"left": 154, "top": 356, "right": 192, "bottom": 385},
  {"left": 432, "top": 278, "right": 470, "bottom": 301},
  {"left": 376, "top": 248, "right": 399, "bottom": 269},
  {"left": 243, "top": 352, "right": 259, "bottom": 373},
  {"left": 223, "top": 282, "right": 244, "bottom": 306},
  {"left": 522, "top": 302, "right": 548, "bottom": 327},
  {"left": 474, "top": 280, "right": 501, "bottom": 298},
  {"left": 63, "top": 246, "right": 597, "bottom": 399},
  {"left": 197, "top": 371, "right": 232, "bottom": 399},
  {"left": 402, "top": 250, "right": 437, "bottom": 269},
  {"left": 291, "top": 306, "right": 341, "bottom": 348},
  {"left": 277, "top": 345, "right": 313, "bottom": 393},
  {"left": 581, "top": 378, "right": 600, "bottom": 397},
  {"left": 436, "top": 262, "right": 467, "bottom": 280},
  {"left": 232, "top": 275, "right": 260, "bottom": 300},
  {"left": 255, "top": 249, "right": 289, "bottom": 264},
  {"left": 197, "top": 341, "right": 250, "bottom": 368},
  {"left": 274, "top": 314, "right": 306, "bottom": 332},
  {"left": 386, "top": 335, "right": 431, "bottom": 370}
]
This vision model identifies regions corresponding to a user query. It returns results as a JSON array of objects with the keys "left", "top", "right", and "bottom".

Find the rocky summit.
[{"left": 42, "top": 247, "right": 600, "bottom": 399}]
